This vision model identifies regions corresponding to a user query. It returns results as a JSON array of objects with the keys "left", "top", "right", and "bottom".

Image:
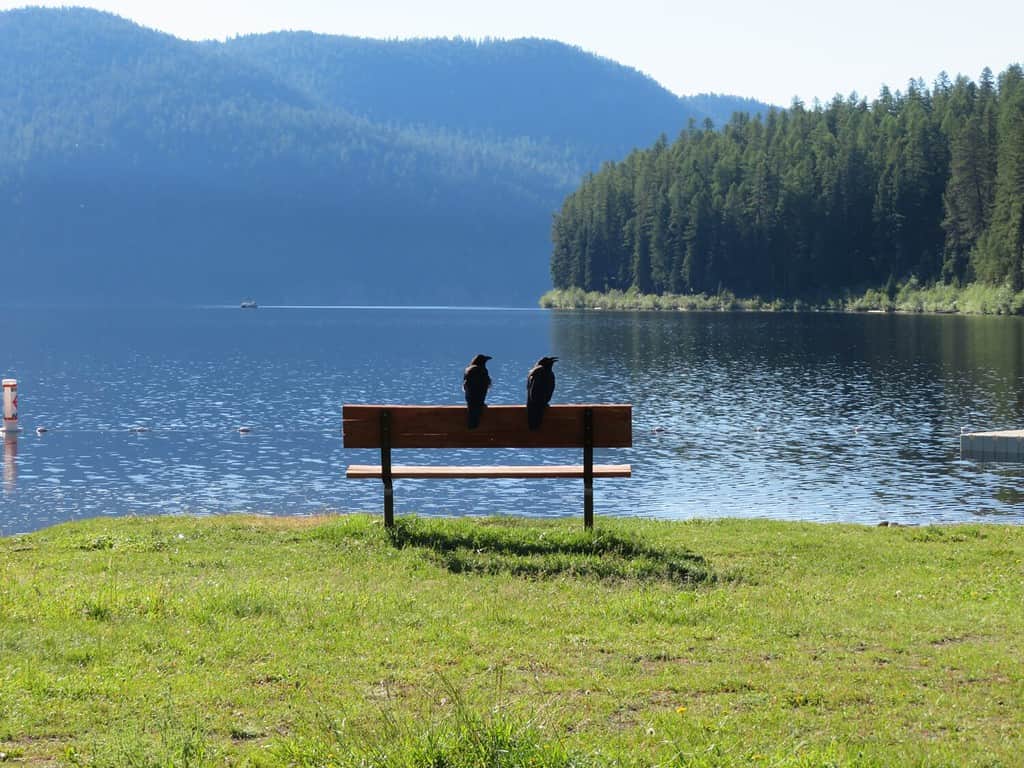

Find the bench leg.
[
  {"left": 584, "top": 476, "right": 594, "bottom": 530},
  {"left": 383, "top": 477, "right": 394, "bottom": 528},
  {"left": 583, "top": 407, "right": 594, "bottom": 530},
  {"left": 380, "top": 409, "right": 394, "bottom": 528}
]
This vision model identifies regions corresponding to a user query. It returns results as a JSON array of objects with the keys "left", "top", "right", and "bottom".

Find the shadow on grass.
[{"left": 386, "top": 518, "right": 715, "bottom": 585}]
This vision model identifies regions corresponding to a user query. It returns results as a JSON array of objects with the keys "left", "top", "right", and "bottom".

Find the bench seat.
[{"left": 347, "top": 463, "right": 632, "bottom": 479}]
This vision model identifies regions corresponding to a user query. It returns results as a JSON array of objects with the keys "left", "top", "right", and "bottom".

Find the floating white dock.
[{"left": 961, "top": 430, "right": 1024, "bottom": 462}]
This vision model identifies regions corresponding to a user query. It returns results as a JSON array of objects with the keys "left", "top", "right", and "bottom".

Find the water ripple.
[{"left": 2, "top": 307, "right": 1023, "bottom": 533}]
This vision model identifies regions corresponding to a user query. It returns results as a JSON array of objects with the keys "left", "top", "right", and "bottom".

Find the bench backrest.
[{"left": 343, "top": 404, "right": 632, "bottom": 449}]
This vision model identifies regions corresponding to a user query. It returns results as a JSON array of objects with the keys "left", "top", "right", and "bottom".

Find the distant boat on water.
[{"left": 240, "top": 299, "right": 258, "bottom": 309}]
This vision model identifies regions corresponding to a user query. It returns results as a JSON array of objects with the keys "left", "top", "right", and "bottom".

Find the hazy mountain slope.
[
  {"left": 218, "top": 33, "right": 768, "bottom": 168},
  {"left": 0, "top": 8, "right": 569, "bottom": 200},
  {"left": 0, "top": 7, "right": 770, "bottom": 305}
]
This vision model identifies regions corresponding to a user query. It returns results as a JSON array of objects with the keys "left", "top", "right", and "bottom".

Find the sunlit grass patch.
[{"left": 2, "top": 515, "right": 1022, "bottom": 766}]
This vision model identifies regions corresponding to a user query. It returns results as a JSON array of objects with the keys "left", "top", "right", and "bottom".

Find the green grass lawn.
[{"left": 1, "top": 514, "right": 1022, "bottom": 767}]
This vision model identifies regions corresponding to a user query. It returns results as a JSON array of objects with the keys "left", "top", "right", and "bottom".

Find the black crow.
[
  {"left": 526, "top": 356, "right": 558, "bottom": 430},
  {"left": 463, "top": 354, "right": 492, "bottom": 429}
]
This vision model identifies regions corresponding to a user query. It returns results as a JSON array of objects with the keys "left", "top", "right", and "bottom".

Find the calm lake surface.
[{"left": 2, "top": 306, "right": 1023, "bottom": 534}]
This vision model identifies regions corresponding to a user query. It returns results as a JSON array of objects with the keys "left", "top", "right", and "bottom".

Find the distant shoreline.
[{"left": 539, "top": 280, "right": 1024, "bottom": 316}]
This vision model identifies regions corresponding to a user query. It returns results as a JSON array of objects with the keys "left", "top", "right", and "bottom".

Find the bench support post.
[
  {"left": 583, "top": 407, "right": 594, "bottom": 529},
  {"left": 380, "top": 410, "right": 394, "bottom": 528}
]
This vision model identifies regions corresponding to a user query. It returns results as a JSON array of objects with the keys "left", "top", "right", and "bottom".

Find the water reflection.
[
  {"left": 2, "top": 433, "right": 15, "bottom": 494},
  {"left": 550, "top": 311, "right": 1024, "bottom": 522},
  {"left": 0, "top": 306, "right": 1022, "bottom": 534}
]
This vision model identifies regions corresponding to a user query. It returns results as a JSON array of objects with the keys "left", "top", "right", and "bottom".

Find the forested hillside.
[
  {"left": 217, "top": 33, "right": 765, "bottom": 171},
  {"left": 0, "top": 7, "right": 767, "bottom": 305},
  {"left": 551, "top": 67, "right": 1024, "bottom": 301}
]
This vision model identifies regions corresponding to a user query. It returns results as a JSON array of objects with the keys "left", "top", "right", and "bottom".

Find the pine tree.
[{"left": 976, "top": 66, "right": 1024, "bottom": 288}]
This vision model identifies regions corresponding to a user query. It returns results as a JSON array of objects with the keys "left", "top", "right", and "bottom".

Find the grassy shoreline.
[
  {"left": 2, "top": 514, "right": 1023, "bottom": 766},
  {"left": 540, "top": 281, "right": 1024, "bottom": 315}
]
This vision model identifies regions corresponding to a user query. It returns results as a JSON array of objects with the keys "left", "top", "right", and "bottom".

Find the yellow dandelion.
[{"left": 676, "top": 705, "right": 687, "bottom": 714}]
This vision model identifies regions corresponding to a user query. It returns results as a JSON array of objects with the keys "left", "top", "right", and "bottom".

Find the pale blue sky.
[{"left": 4, "top": 0, "right": 1021, "bottom": 106}]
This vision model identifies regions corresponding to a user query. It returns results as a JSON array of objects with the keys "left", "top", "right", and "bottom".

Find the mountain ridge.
[{"left": 0, "top": 6, "right": 771, "bottom": 305}]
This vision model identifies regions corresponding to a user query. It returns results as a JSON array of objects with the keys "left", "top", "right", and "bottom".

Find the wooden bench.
[{"left": 343, "top": 404, "right": 632, "bottom": 529}]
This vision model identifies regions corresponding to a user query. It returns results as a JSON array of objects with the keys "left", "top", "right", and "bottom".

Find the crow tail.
[{"left": 527, "top": 404, "right": 544, "bottom": 430}]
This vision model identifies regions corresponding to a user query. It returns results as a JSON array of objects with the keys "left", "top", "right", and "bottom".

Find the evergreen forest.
[{"left": 551, "top": 67, "right": 1024, "bottom": 303}]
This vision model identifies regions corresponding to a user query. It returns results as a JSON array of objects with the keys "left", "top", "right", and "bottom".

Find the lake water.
[{"left": 2, "top": 306, "right": 1023, "bottom": 534}]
